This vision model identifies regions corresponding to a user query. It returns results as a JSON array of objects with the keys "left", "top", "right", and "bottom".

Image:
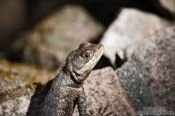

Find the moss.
[
  {"left": 0, "top": 84, "right": 36, "bottom": 103},
  {"left": 0, "top": 69, "right": 13, "bottom": 82},
  {"left": 0, "top": 59, "right": 56, "bottom": 103}
]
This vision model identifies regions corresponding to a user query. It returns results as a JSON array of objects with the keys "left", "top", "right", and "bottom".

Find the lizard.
[{"left": 37, "top": 42, "right": 104, "bottom": 116}]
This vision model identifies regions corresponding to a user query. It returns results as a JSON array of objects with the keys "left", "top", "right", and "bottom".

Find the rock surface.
[
  {"left": 0, "top": 59, "right": 56, "bottom": 116},
  {"left": 100, "top": 8, "right": 170, "bottom": 66},
  {"left": 74, "top": 67, "right": 136, "bottom": 116},
  {"left": 0, "top": 66, "right": 136, "bottom": 116},
  {"left": 116, "top": 26, "right": 175, "bottom": 113},
  {"left": 0, "top": 89, "right": 33, "bottom": 116},
  {"left": 13, "top": 5, "right": 104, "bottom": 69}
]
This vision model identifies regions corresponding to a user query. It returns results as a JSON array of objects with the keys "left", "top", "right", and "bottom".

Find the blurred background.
[{"left": 0, "top": 0, "right": 175, "bottom": 70}]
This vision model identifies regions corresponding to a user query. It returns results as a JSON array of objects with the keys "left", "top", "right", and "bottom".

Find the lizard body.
[{"left": 37, "top": 42, "right": 104, "bottom": 116}]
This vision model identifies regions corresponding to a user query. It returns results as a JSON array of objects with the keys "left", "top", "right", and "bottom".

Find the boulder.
[
  {"left": 100, "top": 8, "right": 170, "bottom": 66},
  {"left": 13, "top": 5, "right": 104, "bottom": 69},
  {"left": 0, "top": 87, "right": 33, "bottom": 116},
  {"left": 74, "top": 67, "right": 136, "bottom": 116},
  {"left": 116, "top": 26, "right": 175, "bottom": 113}
]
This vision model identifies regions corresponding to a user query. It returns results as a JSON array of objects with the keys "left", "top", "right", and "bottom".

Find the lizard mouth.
[
  {"left": 70, "top": 65, "right": 96, "bottom": 84},
  {"left": 69, "top": 70, "right": 87, "bottom": 84}
]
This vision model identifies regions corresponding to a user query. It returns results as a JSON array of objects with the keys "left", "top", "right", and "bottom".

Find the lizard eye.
[
  {"left": 80, "top": 51, "right": 93, "bottom": 58},
  {"left": 84, "top": 53, "right": 91, "bottom": 58}
]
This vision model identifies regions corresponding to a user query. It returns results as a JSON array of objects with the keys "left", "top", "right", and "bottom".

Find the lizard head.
[{"left": 65, "top": 42, "right": 104, "bottom": 84}]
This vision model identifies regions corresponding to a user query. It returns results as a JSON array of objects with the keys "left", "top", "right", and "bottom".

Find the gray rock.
[
  {"left": 116, "top": 61, "right": 155, "bottom": 111},
  {"left": 0, "top": 59, "right": 56, "bottom": 116},
  {"left": 13, "top": 5, "right": 104, "bottom": 69},
  {"left": 73, "top": 67, "right": 136, "bottom": 116},
  {"left": 100, "top": 8, "right": 170, "bottom": 66},
  {"left": 0, "top": 94, "right": 32, "bottom": 116},
  {"left": 116, "top": 26, "right": 175, "bottom": 113}
]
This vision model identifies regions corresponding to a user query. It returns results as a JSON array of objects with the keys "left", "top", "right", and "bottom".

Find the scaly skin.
[{"left": 37, "top": 42, "right": 104, "bottom": 116}]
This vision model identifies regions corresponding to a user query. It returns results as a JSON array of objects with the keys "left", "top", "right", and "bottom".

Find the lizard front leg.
[{"left": 77, "top": 87, "right": 88, "bottom": 116}]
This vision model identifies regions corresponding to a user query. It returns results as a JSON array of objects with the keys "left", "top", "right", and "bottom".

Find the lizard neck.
[{"left": 62, "top": 66, "right": 82, "bottom": 86}]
